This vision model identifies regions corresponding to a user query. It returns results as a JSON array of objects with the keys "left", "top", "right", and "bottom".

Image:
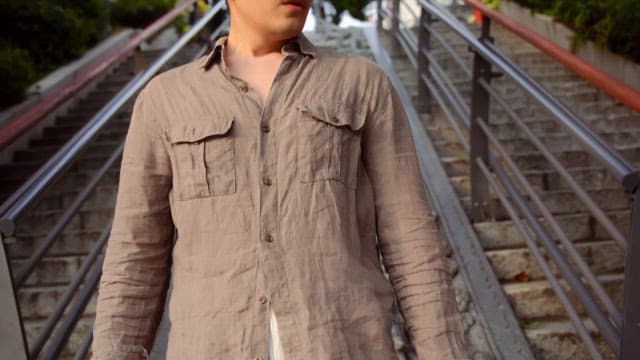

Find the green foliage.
[
  {"left": 0, "top": 0, "right": 109, "bottom": 74},
  {"left": 508, "top": 0, "right": 640, "bottom": 63},
  {"left": 110, "top": 0, "right": 177, "bottom": 29},
  {"left": 329, "top": 0, "right": 371, "bottom": 22},
  {"left": 0, "top": 45, "right": 36, "bottom": 106},
  {"left": 0, "top": 0, "right": 109, "bottom": 107},
  {"left": 482, "top": 0, "right": 499, "bottom": 9}
]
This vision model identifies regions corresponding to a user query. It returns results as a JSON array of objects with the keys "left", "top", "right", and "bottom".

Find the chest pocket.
[
  {"left": 164, "top": 118, "right": 236, "bottom": 200},
  {"left": 296, "top": 104, "right": 366, "bottom": 189}
]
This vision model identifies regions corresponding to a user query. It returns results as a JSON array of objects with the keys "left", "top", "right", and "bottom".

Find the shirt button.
[
  {"left": 265, "top": 234, "right": 273, "bottom": 243},
  {"left": 258, "top": 295, "right": 267, "bottom": 304},
  {"left": 263, "top": 178, "right": 272, "bottom": 186},
  {"left": 261, "top": 125, "right": 270, "bottom": 133},
  {"left": 239, "top": 84, "right": 249, "bottom": 93}
]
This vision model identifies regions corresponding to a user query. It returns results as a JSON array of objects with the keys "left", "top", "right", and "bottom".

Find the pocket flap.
[
  {"left": 297, "top": 103, "right": 366, "bottom": 131},
  {"left": 165, "top": 117, "right": 234, "bottom": 144}
]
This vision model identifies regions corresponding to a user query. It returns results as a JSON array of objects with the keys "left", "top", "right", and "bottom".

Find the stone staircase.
[
  {"left": 2, "top": 42, "right": 202, "bottom": 359},
  {"left": 380, "top": 5, "right": 638, "bottom": 360}
]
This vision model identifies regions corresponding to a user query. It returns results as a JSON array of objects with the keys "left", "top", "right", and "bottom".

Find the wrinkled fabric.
[{"left": 92, "top": 32, "right": 468, "bottom": 360}]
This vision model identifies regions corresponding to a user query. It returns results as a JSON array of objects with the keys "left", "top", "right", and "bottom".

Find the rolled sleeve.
[
  {"left": 362, "top": 74, "right": 469, "bottom": 359},
  {"left": 92, "top": 88, "right": 174, "bottom": 359}
]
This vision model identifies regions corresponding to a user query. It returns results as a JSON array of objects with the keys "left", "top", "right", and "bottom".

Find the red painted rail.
[
  {"left": 466, "top": 0, "right": 640, "bottom": 114},
  {"left": 0, "top": 0, "right": 196, "bottom": 152}
]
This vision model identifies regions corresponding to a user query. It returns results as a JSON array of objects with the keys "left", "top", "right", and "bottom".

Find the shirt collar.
[{"left": 198, "top": 32, "right": 317, "bottom": 71}]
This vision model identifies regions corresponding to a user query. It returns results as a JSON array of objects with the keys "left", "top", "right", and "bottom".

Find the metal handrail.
[
  {"left": 0, "top": 3, "right": 228, "bottom": 358},
  {"left": 0, "top": 0, "right": 197, "bottom": 153},
  {"left": 422, "top": 39, "right": 623, "bottom": 329},
  {"left": 426, "top": 55, "right": 623, "bottom": 350},
  {"left": 418, "top": 0, "right": 639, "bottom": 190},
  {"left": 466, "top": 0, "right": 640, "bottom": 115},
  {"left": 413, "top": 2, "right": 630, "bottom": 250},
  {"left": 30, "top": 224, "right": 110, "bottom": 359},
  {"left": 13, "top": 143, "right": 123, "bottom": 288},
  {"left": 475, "top": 158, "right": 605, "bottom": 359},
  {"left": 379, "top": 0, "right": 640, "bottom": 358},
  {"left": 0, "top": 1, "right": 226, "bottom": 239}
]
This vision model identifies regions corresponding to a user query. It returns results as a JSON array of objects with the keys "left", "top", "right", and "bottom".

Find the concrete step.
[
  {"left": 29, "top": 127, "right": 127, "bottom": 147},
  {"left": 53, "top": 111, "right": 131, "bottom": 127},
  {"left": 29, "top": 181, "right": 118, "bottom": 215},
  {"left": 12, "top": 254, "right": 91, "bottom": 287},
  {"left": 8, "top": 229, "right": 106, "bottom": 259},
  {"left": 460, "top": 186, "right": 629, "bottom": 217},
  {"left": 480, "top": 114, "right": 639, "bottom": 141},
  {"left": 12, "top": 142, "right": 119, "bottom": 163},
  {"left": 473, "top": 210, "right": 629, "bottom": 250},
  {"left": 486, "top": 240, "right": 624, "bottom": 282},
  {"left": 504, "top": 273, "right": 623, "bottom": 321},
  {"left": 438, "top": 145, "right": 640, "bottom": 178},
  {"left": 447, "top": 165, "right": 619, "bottom": 194},
  {"left": 524, "top": 319, "right": 616, "bottom": 359},
  {"left": 16, "top": 206, "right": 114, "bottom": 236},
  {"left": 0, "top": 162, "right": 41, "bottom": 181},
  {"left": 23, "top": 310, "right": 95, "bottom": 359},
  {"left": 42, "top": 125, "right": 82, "bottom": 138}
]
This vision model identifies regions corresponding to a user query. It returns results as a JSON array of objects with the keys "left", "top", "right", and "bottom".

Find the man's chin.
[{"left": 269, "top": 25, "right": 305, "bottom": 40}]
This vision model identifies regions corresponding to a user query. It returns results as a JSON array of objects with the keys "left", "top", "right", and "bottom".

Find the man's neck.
[{"left": 226, "top": 24, "right": 288, "bottom": 58}]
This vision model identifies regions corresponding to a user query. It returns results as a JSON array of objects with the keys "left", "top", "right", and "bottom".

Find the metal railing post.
[
  {"left": 391, "top": 0, "right": 400, "bottom": 53},
  {"left": 622, "top": 190, "right": 640, "bottom": 359},
  {"left": 0, "top": 234, "right": 27, "bottom": 360},
  {"left": 416, "top": 6, "right": 432, "bottom": 112},
  {"left": 376, "top": 0, "right": 383, "bottom": 31},
  {"left": 469, "top": 17, "right": 493, "bottom": 221}
]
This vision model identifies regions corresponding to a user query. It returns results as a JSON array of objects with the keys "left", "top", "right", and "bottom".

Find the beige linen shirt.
[{"left": 92, "top": 32, "right": 468, "bottom": 359}]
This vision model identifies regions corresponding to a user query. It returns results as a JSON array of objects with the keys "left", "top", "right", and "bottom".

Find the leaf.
[
  {"left": 514, "top": 271, "right": 529, "bottom": 282},
  {"left": 519, "top": 319, "right": 541, "bottom": 329}
]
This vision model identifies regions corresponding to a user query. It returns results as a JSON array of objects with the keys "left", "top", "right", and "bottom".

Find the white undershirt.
[{"left": 269, "top": 302, "right": 285, "bottom": 360}]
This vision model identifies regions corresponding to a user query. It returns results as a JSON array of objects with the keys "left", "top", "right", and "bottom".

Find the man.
[{"left": 92, "top": 0, "right": 468, "bottom": 359}]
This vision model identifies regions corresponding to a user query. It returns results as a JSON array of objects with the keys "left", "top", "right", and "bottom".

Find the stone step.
[
  {"left": 486, "top": 240, "right": 624, "bottom": 282},
  {"left": 473, "top": 210, "right": 629, "bottom": 250},
  {"left": 53, "top": 112, "right": 131, "bottom": 127},
  {"left": 437, "top": 145, "right": 640, "bottom": 178},
  {"left": 0, "top": 162, "right": 41, "bottom": 181},
  {"left": 23, "top": 310, "right": 95, "bottom": 359},
  {"left": 12, "top": 142, "right": 120, "bottom": 163},
  {"left": 450, "top": 164, "right": 619, "bottom": 194},
  {"left": 503, "top": 273, "right": 623, "bottom": 321},
  {"left": 15, "top": 206, "right": 114, "bottom": 236},
  {"left": 481, "top": 114, "right": 639, "bottom": 141},
  {"left": 42, "top": 125, "right": 83, "bottom": 138},
  {"left": 459, "top": 186, "right": 629, "bottom": 217},
  {"left": 29, "top": 127, "right": 127, "bottom": 148},
  {"left": 524, "top": 318, "right": 616, "bottom": 359},
  {"left": 8, "top": 229, "right": 106, "bottom": 259},
  {"left": 31, "top": 179, "right": 119, "bottom": 213},
  {"left": 12, "top": 254, "right": 92, "bottom": 287}
]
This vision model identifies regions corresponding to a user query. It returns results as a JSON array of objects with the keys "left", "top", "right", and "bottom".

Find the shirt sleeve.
[
  {"left": 91, "top": 88, "right": 174, "bottom": 360},
  {"left": 362, "top": 73, "right": 469, "bottom": 359}
]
